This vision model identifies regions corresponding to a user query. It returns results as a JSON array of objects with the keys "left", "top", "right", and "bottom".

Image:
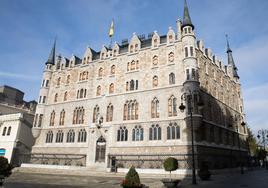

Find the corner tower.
[
  {"left": 32, "top": 40, "right": 56, "bottom": 139},
  {"left": 181, "top": 0, "right": 199, "bottom": 90}
]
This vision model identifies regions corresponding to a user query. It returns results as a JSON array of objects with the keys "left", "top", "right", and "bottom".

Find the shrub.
[
  {"left": 163, "top": 157, "right": 178, "bottom": 180},
  {"left": 0, "top": 156, "right": 12, "bottom": 178},
  {"left": 121, "top": 166, "right": 141, "bottom": 188}
]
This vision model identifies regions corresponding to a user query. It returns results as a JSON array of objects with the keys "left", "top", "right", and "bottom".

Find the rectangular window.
[
  {"left": 185, "top": 47, "right": 188, "bottom": 58},
  {"left": 38, "top": 114, "right": 43, "bottom": 127},
  {"left": 190, "top": 47, "right": 194, "bottom": 56},
  {"left": 186, "top": 69, "right": 190, "bottom": 80},
  {"left": 42, "top": 96, "right": 46, "bottom": 104}
]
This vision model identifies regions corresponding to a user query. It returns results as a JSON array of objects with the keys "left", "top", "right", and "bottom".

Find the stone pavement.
[{"left": 2, "top": 168, "right": 268, "bottom": 188}]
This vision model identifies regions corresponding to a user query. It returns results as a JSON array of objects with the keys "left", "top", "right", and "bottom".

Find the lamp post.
[
  {"left": 179, "top": 90, "right": 203, "bottom": 185},
  {"left": 257, "top": 129, "right": 268, "bottom": 168},
  {"left": 235, "top": 118, "right": 246, "bottom": 174}
]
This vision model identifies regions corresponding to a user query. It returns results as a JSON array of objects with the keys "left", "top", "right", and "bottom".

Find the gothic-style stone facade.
[{"left": 31, "top": 0, "right": 248, "bottom": 171}]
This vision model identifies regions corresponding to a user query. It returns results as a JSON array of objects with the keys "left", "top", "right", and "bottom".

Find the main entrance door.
[{"left": 95, "top": 136, "right": 106, "bottom": 162}]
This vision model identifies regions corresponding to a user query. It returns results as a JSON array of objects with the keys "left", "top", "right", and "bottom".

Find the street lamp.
[
  {"left": 257, "top": 129, "right": 268, "bottom": 168},
  {"left": 179, "top": 90, "right": 203, "bottom": 185},
  {"left": 234, "top": 117, "right": 246, "bottom": 174}
]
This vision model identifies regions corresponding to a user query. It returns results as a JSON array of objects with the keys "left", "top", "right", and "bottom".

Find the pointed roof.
[
  {"left": 46, "top": 39, "right": 56, "bottom": 65},
  {"left": 181, "top": 0, "right": 194, "bottom": 30},
  {"left": 226, "top": 35, "right": 239, "bottom": 79}
]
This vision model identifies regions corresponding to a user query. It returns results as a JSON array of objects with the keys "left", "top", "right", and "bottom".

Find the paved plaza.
[{"left": 2, "top": 168, "right": 268, "bottom": 188}]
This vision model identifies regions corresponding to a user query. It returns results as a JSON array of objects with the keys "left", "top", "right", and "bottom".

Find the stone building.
[
  {"left": 30, "top": 0, "right": 248, "bottom": 173},
  {"left": 0, "top": 85, "right": 36, "bottom": 165}
]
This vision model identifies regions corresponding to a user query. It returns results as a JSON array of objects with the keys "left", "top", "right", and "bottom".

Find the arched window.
[
  {"left": 46, "top": 131, "right": 53, "bottom": 143},
  {"left": 66, "top": 75, "right": 70, "bottom": 84},
  {"left": 167, "top": 123, "right": 180, "bottom": 140},
  {"left": 130, "top": 45, "right": 134, "bottom": 53},
  {"left": 93, "top": 105, "right": 99, "bottom": 123},
  {"left": 66, "top": 129, "right": 75, "bottom": 143},
  {"left": 59, "top": 109, "right": 65, "bottom": 126},
  {"left": 152, "top": 76, "right": 158, "bottom": 87},
  {"left": 127, "top": 62, "right": 130, "bottom": 71},
  {"left": 6, "top": 126, "right": 11, "bottom": 136},
  {"left": 106, "top": 103, "right": 113, "bottom": 122},
  {"left": 149, "top": 124, "right": 161, "bottom": 140},
  {"left": 168, "top": 96, "right": 177, "bottom": 117},
  {"left": 132, "top": 125, "right": 144, "bottom": 141},
  {"left": 123, "top": 100, "right": 138, "bottom": 120},
  {"left": 130, "top": 61, "right": 135, "bottom": 71},
  {"left": 54, "top": 93, "right": 58, "bottom": 103},
  {"left": 2, "top": 127, "right": 7, "bottom": 136},
  {"left": 49, "top": 111, "right": 55, "bottom": 126},
  {"left": 190, "top": 46, "right": 194, "bottom": 57},
  {"left": 98, "top": 67, "right": 103, "bottom": 77},
  {"left": 130, "top": 80, "right": 135, "bottom": 91},
  {"left": 169, "top": 73, "right": 175, "bottom": 85},
  {"left": 78, "top": 129, "right": 87, "bottom": 142},
  {"left": 117, "top": 126, "right": 128, "bottom": 141},
  {"left": 73, "top": 107, "right": 84, "bottom": 124},
  {"left": 96, "top": 85, "right": 101, "bottom": 96},
  {"left": 64, "top": 91, "right": 68, "bottom": 101},
  {"left": 135, "top": 44, "right": 138, "bottom": 52},
  {"left": 151, "top": 97, "right": 159, "bottom": 118},
  {"left": 57, "top": 77, "right": 61, "bottom": 86},
  {"left": 56, "top": 130, "right": 64, "bottom": 143},
  {"left": 109, "top": 83, "right": 114, "bottom": 94},
  {"left": 111, "top": 65, "right": 116, "bottom": 75},
  {"left": 152, "top": 55, "right": 158, "bottom": 66},
  {"left": 168, "top": 52, "right": 174, "bottom": 63},
  {"left": 153, "top": 38, "right": 158, "bottom": 47}
]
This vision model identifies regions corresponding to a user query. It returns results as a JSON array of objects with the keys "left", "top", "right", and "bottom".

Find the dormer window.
[
  {"left": 153, "top": 39, "right": 158, "bottom": 47},
  {"left": 130, "top": 45, "right": 134, "bottom": 53},
  {"left": 113, "top": 50, "right": 117, "bottom": 57},
  {"left": 168, "top": 35, "right": 174, "bottom": 43},
  {"left": 135, "top": 44, "right": 138, "bottom": 52}
]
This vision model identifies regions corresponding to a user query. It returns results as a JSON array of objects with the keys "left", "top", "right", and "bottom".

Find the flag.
[{"left": 109, "top": 20, "right": 114, "bottom": 38}]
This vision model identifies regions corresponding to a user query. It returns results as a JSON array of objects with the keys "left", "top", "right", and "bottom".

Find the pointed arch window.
[
  {"left": 93, "top": 105, "right": 100, "bottom": 123},
  {"left": 54, "top": 93, "right": 58, "bottom": 103},
  {"left": 168, "top": 96, "right": 177, "bottom": 117},
  {"left": 132, "top": 125, "right": 144, "bottom": 141},
  {"left": 149, "top": 124, "right": 161, "bottom": 140},
  {"left": 168, "top": 52, "right": 174, "bottom": 63},
  {"left": 167, "top": 123, "right": 180, "bottom": 140},
  {"left": 66, "top": 129, "right": 75, "bottom": 143},
  {"left": 56, "top": 130, "right": 64, "bottom": 143},
  {"left": 111, "top": 65, "right": 116, "bottom": 75},
  {"left": 109, "top": 83, "right": 114, "bottom": 94},
  {"left": 64, "top": 91, "right": 68, "bottom": 101},
  {"left": 66, "top": 75, "right": 70, "bottom": 84},
  {"left": 73, "top": 107, "right": 85, "bottom": 124},
  {"left": 152, "top": 55, "right": 158, "bottom": 66},
  {"left": 106, "top": 103, "right": 113, "bottom": 122},
  {"left": 123, "top": 100, "right": 138, "bottom": 120},
  {"left": 151, "top": 97, "right": 160, "bottom": 118},
  {"left": 96, "top": 85, "right": 101, "bottom": 96},
  {"left": 98, "top": 67, "right": 103, "bottom": 77},
  {"left": 117, "top": 126, "right": 128, "bottom": 141},
  {"left": 57, "top": 77, "right": 61, "bottom": 86},
  {"left": 78, "top": 129, "right": 87, "bottom": 142},
  {"left": 59, "top": 109, "right": 65, "bottom": 126},
  {"left": 46, "top": 131, "right": 53, "bottom": 143},
  {"left": 169, "top": 73, "right": 175, "bottom": 85},
  {"left": 49, "top": 111, "right": 55, "bottom": 126},
  {"left": 152, "top": 76, "right": 158, "bottom": 87}
]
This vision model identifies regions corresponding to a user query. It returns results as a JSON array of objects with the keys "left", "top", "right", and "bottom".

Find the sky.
[{"left": 0, "top": 0, "right": 268, "bottom": 134}]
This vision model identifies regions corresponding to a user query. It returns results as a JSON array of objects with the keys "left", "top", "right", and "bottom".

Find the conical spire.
[
  {"left": 182, "top": 0, "right": 194, "bottom": 30},
  {"left": 45, "top": 39, "right": 56, "bottom": 65},
  {"left": 226, "top": 35, "right": 239, "bottom": 79}
]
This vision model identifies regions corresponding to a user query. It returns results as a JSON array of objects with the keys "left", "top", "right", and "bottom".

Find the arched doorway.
[{"left": 95, "top": 136, "right": 106, "bottom": 162}]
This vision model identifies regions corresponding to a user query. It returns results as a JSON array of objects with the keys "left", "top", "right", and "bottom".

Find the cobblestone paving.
[{"left": 2, "top": 168, "right": 268, "bottom": 188}]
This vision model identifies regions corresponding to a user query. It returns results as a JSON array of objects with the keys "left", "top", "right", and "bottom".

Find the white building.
[{"left": 0, "top": 113, "right": 34, "bottom": 165}]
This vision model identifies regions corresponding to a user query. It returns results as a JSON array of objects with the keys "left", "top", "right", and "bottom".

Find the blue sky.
[{"left": 0, "top": 0, "right": 268, "bottom": 133}]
